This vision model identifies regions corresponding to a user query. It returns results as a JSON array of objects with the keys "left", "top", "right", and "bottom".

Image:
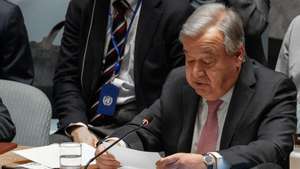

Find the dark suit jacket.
[
  {"left": 112, "top": 58, "right": 297, "bottom": 169},
  {"left": 54, "top": 0, "right": 192, "bottom": 130},
  {"left": 190, "top": 0, "right": 270, "bottom": 65},
  {"left": 0, "top": 97, "right": 15, "bottom": 142},
  {"left": 0, "top": 0, "right": 33, "bottom": 85}
]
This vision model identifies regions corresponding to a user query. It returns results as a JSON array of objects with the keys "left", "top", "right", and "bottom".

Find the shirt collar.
[{"left": 220, "top": 87, "right": 234, "bottom": 104}]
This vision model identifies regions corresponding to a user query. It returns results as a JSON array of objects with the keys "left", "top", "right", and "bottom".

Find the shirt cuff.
[
  {"left": 209, "top": 152, "right": 231, "bottom": 169},
  {"left": 104, "top": 137, "right": 127, "bottom": 148},
  {"left": 65, "top": 122, "right": 88, "bottom": 137}
]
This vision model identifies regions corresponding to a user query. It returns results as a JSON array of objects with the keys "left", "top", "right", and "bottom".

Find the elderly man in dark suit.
[
  {"left": 95, "top": 3, "right": 296, "bottom": 169},
  {"left": 0, "top": 0, "right": 33, "bottom": 84},
  {"left": 52, "top": 0, "right": 192, "bottom": 146},
  {"left": 0, "top": 97, "right": 15, "bottom": 142}
]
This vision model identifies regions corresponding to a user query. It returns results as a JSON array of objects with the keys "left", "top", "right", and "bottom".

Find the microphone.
[{"left": 84, "top": 116, "right": 153, "bottom": 169}]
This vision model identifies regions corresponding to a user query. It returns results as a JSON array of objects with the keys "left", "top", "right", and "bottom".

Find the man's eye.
[
  {"left": 203, "top": 60, "right": 213, "bottom": 65},
  {"left": 205, "top": 56, "right": 216, "bottom": 63},
  {"left": 187, "top": 60, "right": 195, "bottom": 64},
  {"left": 202, "top": 59, "right": 216, "bottom": 67}
]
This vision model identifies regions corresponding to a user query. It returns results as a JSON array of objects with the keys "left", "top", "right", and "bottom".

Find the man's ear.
[{"left": 236, "top": 44, "right": 245, "bottom": 63}]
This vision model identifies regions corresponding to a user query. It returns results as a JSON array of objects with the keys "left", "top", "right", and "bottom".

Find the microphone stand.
[{"left": 84, "top": 118, "right": 151, "bottom": 169}]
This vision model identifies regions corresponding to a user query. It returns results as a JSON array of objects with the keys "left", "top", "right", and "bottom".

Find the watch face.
[{"left": 204, "top": 155, "right": 214, "bottom": 165}]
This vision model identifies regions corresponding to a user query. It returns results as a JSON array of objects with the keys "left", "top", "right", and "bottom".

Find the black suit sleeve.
[
  {"left": 54, "top": 0, "right": 88, "bottom": 130},
  {"left": 111, "top": 99, "right": 163, "bottom": 151},
  {"left": 219, "top": 78, "right": 297, "bottom": 169},
  {"left": 110, "top": 68, "right": 183, "bottom": 151},
  {"left": 0, "top": 98, "right": 15, "bottom": 142},
  {"left": 0, "top": 5, "right": 33, "bottom": 84}
]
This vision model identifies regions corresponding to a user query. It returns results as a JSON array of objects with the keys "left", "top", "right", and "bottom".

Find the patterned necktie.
[
  {"left": 197, "top": 99, "right": 223, "bottom": 154},
  {"left": 90, "top": 0, "right": 130, "bottom": 122},
  {"left": 103, "top": 0, "right": 129, "bottom": 72}
]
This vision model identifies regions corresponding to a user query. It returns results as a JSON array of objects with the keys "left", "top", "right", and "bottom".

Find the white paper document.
[
  {"left": 103, "top": 142, "right": 161, "bottom": 169},
  {"left": 19, "top": 162, "right": 51, "bottom": 169},
  {"left": 13, "top": 142, "right": 161, "bottom": 169}
]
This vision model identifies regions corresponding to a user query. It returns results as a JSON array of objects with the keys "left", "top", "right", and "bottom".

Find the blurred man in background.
[{"left": 0, "top": 0, "right": 34, "bottom": 84}]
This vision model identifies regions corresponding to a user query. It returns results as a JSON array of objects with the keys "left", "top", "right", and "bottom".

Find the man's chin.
[{"left": 194, "top": 88, "right": 210, "bottom": 97}]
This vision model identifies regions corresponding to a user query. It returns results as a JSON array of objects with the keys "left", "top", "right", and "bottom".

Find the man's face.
[{"left": 182, "top": 27, "right": 244, "bottom": 101}]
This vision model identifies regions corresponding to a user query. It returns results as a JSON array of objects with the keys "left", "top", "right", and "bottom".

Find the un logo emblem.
[{"left": 103, "top": 96, "right": 113, "bottom": 106}]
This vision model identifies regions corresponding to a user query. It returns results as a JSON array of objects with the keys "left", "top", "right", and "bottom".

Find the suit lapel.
[
  {"left": 84, "top": 0, "right": 109, "bottom": 95},
  {"left": 134, "top": 0, "right": 162, "bottom": 81},
  {"left": 177, "top": 83, "right": 200, "bottom": 152},
  {"left": 220, "top": 59, "right": 256, "bottom": 149}
]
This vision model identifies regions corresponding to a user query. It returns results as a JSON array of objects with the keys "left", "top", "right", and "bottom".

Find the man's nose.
[{"left": 192, "top": 62, "right": 206, "bottom": 77}]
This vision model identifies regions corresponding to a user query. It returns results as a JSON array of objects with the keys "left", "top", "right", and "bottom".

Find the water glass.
[{"left": 59, "top": 142, "right": 82, "bottom": 169}]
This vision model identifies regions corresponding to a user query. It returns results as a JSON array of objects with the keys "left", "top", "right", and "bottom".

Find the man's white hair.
[{"left": 180, "top": 3, "right": 245, "bottom": 56}]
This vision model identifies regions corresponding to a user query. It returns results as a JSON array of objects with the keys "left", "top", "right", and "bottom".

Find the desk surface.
[
  {"left": 0, "top": 146, "right": 29, "bottom": 166},
  {"left": 0, "top": 146, "right": 97, "bottom": 169},
  {"left": 3, "top": 145, "right": 300, "bottom": 169}
]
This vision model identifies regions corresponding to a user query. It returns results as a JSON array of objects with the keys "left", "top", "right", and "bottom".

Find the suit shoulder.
[
  {"left": 162, "top": 0, "right": 190, "bottom": 11},
  {"left": 290, "top": 15, "right": 300, "bottom": 30},
  {"left": 0, "top": 0, "right": 17, "bottom": 9},
  {"left": 292, "top": 15, "right": 300, "bottom": 25},
  {"left": 0, "top": 0, "right": 19, "bottom": 17},
  {"left": 161, "top": 66, "right": 188, "bottom": 99},
  {"left": 252, "top": 60, "right": 294, "bottom": 87},
  {"left": 0, "top": 1, "right": 22, "bottom": 32},
  {"left": 68, "top": 0, "right": 90, "bottom": 11},
  {"left": 161, "top": 0, "right": 192, "bottom": 18},
  {"left": 166, "top": 66, "right": 187, "bottom": 85}
]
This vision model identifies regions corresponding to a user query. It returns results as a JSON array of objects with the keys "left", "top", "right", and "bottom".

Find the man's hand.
[
  {"left": 156, "top": 153, "right": 207, "bottom": 169},
  {"left": 95, "top": 143, "right": 121, "bottom": 169},
  {"left": 70, "top": 126, "right": 98, "bottom": 147}
]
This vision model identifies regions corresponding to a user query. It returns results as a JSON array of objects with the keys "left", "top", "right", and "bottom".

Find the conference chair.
[{"left": 0, "top": 80, "right": 52, "bottom": 146}]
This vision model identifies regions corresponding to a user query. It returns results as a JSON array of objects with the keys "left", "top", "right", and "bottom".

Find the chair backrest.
[{"left": 0, "top": 80, "right": 52, "bottom": 146}]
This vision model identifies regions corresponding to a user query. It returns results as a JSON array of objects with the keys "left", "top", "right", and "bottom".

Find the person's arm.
[
  {"left": 275, "top": 20, "right": 293, "bottom": 76},
  {"left": 54, "top": 0, "right": 88, "bottom": 131},
  {"left": 0, "top": 98, "right": 15, "bottom": 142},
  {"left": 53, "top": 0, "right": 98, "bottom": 146},
  {"left": 275, "top": 16, "right": 300, "bottom": 77},
  {"left": 0, "top": 5, "right": 33, "bottom": 85},
  {"left": 219, "top": 78, "right": 297, "bottom": 169},
  {"left": 227, "top": 0, "right": 270, "bottom": 35}
]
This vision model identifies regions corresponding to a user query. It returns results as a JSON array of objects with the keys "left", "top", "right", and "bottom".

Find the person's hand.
[
  {"left": 156, "top": 153, "right": 207, "bottom": 169},
  {"left": 95, "top": 143, "right": 121, "bottom": 169},
  {"left": 70, "top": 126, "right": 98, "bottom": 147}
]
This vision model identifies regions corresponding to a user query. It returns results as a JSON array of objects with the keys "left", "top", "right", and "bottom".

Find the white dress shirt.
[
  {"left": 191, "top": 87, "right": 234, "bottom": 153},
  {"left": 105, "top": 0, "right": 142, "bottom": 105},
  {"left": 191, "top": 88, "right": 234, "bottom": 169}
]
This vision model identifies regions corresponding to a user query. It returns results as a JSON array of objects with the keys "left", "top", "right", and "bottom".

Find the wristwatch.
[{"left": 202, "top": 153, "right": 215, "bottom": 169}]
